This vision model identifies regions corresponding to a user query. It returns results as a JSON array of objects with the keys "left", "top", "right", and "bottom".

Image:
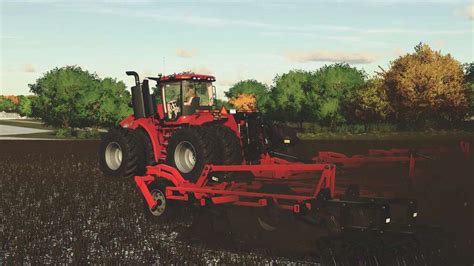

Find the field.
[{"left": 0, "top": 139, "right": 472, "bottom": 264}]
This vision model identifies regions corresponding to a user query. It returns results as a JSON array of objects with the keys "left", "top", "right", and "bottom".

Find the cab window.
[{"left": 183, "top": 80, "right": 213, "bottom": 106}]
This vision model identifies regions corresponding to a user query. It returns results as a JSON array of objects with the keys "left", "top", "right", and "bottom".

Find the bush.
[
  {"left": 366, "top": 123, "right": 397, "bottom": 133},
  {"left": 334, "top": 124, "right": 366, "bottom": 134},
  {"left": 55, "top": 128, "right": 72, "bottom": 138},
  {"left": 76, "top": 128, "right": 100, "bottom": 139}
]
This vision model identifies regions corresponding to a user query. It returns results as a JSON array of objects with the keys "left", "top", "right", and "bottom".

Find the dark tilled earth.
[{"left": 0, "top": 139, "right": 473, "bottom": 264}]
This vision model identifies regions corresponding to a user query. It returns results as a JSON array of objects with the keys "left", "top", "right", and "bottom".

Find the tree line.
[
  {"left": 226, "top": 44, "right": 473, "bottom": 129},
  {"left": 1, "top": 43, "right": 472, "bottom": 132}
]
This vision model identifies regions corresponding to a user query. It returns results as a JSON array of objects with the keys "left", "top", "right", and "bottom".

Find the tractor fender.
[
  {"left": 120, "top": 117, "right": 162, "bottom": 162},
  {"left": 119, "top": 115, "right": 135, "bottom": 128},
  {"left": 175, "top": 114, "right": 216, "bottom": 125}
]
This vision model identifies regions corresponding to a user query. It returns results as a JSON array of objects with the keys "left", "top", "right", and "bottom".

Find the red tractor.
[
  {"left": 99, "top": 71, "right": 419, "bottom": 254},
  {"left": 99, "top": 71, "right": 292, "bottom": 181}
]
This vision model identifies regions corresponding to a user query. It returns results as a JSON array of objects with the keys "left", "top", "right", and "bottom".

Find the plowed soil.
[{"left": 0, "top": 139, "right": 472, "bottom": 264}]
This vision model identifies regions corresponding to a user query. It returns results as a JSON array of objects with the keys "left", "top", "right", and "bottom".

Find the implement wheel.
[{"left": 143, "top": 181, "right": 174, "bottom": 220}]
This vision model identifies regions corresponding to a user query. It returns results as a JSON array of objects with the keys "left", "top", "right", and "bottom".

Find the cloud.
[
  {"left": 466, "top": 4, "right": 474, "bottom": 20},
  {"left": 176, "top": 48, "right": 196, "bottom": 58},
  {"left": 22, "top": 64, "right": 36, "bottom": 73},
  {"left": 286, "top": 50, "right": 377, "bottom": 64},
  {"left": 454, "top": 4, "right": 474, "bottom": 20},
  {"left": 189, "top": 66, "right": 213, "bottom": 75}
]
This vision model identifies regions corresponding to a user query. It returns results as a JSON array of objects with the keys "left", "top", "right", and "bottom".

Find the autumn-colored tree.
[
  {"left": 225, "top": 80, "right": 269, "bottom": 112},
  {"left": 353, "top": 78, "right": 392, "bottom": 125},
  {"left": 2, "top": 95, "right": 19, "bottom": 105},
  {"left": 229, "top": 93, "right": 257, "bottom": 112},
  {"left": 383, "top": 43, "right": 468, "bottom": 124}
]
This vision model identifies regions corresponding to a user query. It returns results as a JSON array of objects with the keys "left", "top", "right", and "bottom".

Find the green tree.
[
  {"left": 463, "top": 62, "right": 474, "bottom": 83},
  {"left": 214, "top": 98, "right": 233, "bottom": 110},
  {"left": 383, "top": 43, "right": 468, "bottom": 125},
  {"left": 225, "top": 80, "right": 269, "bottom": 112},
  {"left": 0, "top": 97, "right": 16, "bottom": 112},
  {"left": 29, "top": 66, "right": 131, "bottom": 129},
  {"left": 352, "top": 78, "right": 392, "bottom": 125},
  {"left": 267, "top": 64, "right": 365, "bottom": 127},
  {"left": 16, "top": 95, "right": 33, "bottom": 117},
  {"left": 463, "top": 63, "right": 474, "bottom": 117},
  {"left": 308, "top": 63, "right": 366, "bottom": 127},
  {"left": 268, "top": 70, "right": 312, "bottom": 126},
  {"left": 95, "top": 78, "right": 131, "bottom": 127}
]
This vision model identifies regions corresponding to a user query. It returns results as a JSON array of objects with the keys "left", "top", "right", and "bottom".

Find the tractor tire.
[
  {"left": 134, "top": 128, "right": 155, "bottom": 175},
  {"left": 209, "top": 124, "right": 243, "bottom": 165},
  {"left": 166, "top": 127, "right": 220, "bottom": 182},
  {"left": 203, "top": 124, "right": 246, "bottom": 181},
  {"left": 99, "top": 127, "right": 143, "bottom": 178}
]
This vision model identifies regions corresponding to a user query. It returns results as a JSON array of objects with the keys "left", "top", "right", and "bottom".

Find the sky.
[{"left": 1, "top": 0, "right": 473, "bottom": 98}]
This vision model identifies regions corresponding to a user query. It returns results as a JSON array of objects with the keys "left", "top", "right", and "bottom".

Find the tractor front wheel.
[
  {"left": 99, "top": 127, "right": 142, "bottom": 178},
  {"left": 166, "top": 127, "right": 220, "bottom": 182}
]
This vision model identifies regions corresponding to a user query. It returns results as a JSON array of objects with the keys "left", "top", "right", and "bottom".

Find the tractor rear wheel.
[
  {"left": 99, "top": 127, "right": 142, "bottom": 178},
  {"left": 209, "top": 124, "right": 242, "bottom": 165},
  {"left": 204, "top": 124, "right": 245, "bottom": 181},
  {"left": 166, "top": 127, "right": 220, "bottom": 182}
]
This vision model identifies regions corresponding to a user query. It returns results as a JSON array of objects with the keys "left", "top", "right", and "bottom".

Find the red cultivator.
[{"left": 134, "top": 156, "right": 417, "bottom": 234}]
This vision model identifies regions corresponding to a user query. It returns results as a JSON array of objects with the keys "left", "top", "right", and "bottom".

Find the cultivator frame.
[
  {"left": 135, "top": 157, "right": 418, "bottom": 233},
  {"left": 313, "top": 140, "right": 471, "bottom": 180}
]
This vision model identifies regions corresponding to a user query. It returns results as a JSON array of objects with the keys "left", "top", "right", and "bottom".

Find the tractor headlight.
[
  {"left": 385, "top": 218, "right": 391, "bottom": 224},
  {"left": 283, "top": 139, "right": 291, "bottom": 144},
  {"left": 412, "top": 212, "right": 418, "bottom": 218}
]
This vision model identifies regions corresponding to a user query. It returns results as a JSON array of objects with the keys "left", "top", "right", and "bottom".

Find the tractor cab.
[{"left": 150, "top": 73, "right": 216, "bottom": 120}]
